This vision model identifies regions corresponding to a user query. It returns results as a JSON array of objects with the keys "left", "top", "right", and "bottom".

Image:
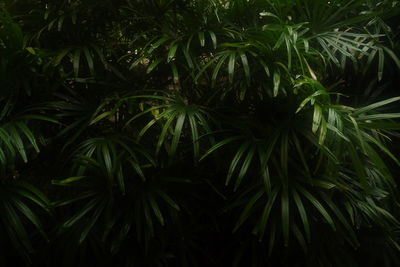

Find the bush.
[{"left": 1, "top": 1, "right": 400, "bottom": 266}]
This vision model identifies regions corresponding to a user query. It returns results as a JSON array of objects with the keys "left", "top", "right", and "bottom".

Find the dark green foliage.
[{"left": 1, "top": 0, "right": 400, "bottom": 266}]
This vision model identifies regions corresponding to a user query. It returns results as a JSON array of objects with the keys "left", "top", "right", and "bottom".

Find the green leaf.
[
  {"left": 73, "top": 49, "right": 81, "bottom": 77},
  {"left": 157, "top": 190, "right": 180, "bottom": 211},
  {"left": 349, "top": 115, "right": 367, "bottom": 153},
  {"left": 183, "top": 35, "right": 194, "bottom": 68},
  {"left": 156, "top": 112, "right": 177, "bottom": 154},
  {"left": 257, "top": 186, "right": 279, "bottom": 236},
  {"left": 11, "top": 198, "right": 46, "bottom": 239},
  {"left": 16, "top": 122, "right": 39, "bottom": 153},
  {"left": 296, "top": 184, "right": 336, "bottom": 231},
  {"left": 378, "top": 48, "right": 384, "bottom": 81},
  {"left": 25, "top": 47, "right": 35, "bottom": 55},
  {"left": 273, "top": 69, "right": 280, "bottom": 97},
  {"left": 1, "top": 200, "right": 33, "bottom": 252},
  {"left": 318, "top": 117, "right": 327, "bottom": 145},
  {"left": 170, "top": 113, "right": 186, "bottom": 157},
  {"left": 211, "top": 54, "right": 228, "bottom": 87},
  {"left": 79, "top": 200, "right": 105, "bottom": 243},
  {"left": 354, "top": 97, "right": 400, "bottom": 115},
  {"left": 359, "top": 113, "right": 400, "bottom": 120},
  {"left": 188, "top": 114, "right": 200, "bottom": 159},
  {"left": 239, "top": 50, "right": 250, "bottom": 85},
  {"left": 382, "top": 46, "right": 400, "bottom": 70},
  {"left": 83, "top": 47, "right": 95, "bottom": 76},
  {"left": 312, "top": 104, "right": 322, "bottom": 133},
  {"left": 54, "top": 48, "right": 72, "bottom": 65},
  {"left": 363, "top": 132, "right": 400, "bottom": 166},
  {"left": 147, "top": 58, "right": 164, "bottom": 74},
  {"left": 21, "top": 115, "right": 59, "bottom": 124},
  {"left": 226, "top": 141, "right": 251, "bottom": 186},
  {"left": 322, "top": 193, "right": 358, "bottom": 246},
  {"left": 167, "top": 43, "right": 178, "bottom": 62},
  {"left": 90, "top": 111, "right": 113, "bottom": 125},
  {"left": 259, "top": 12, "right": 280, "bottom": 20},
  {"left": 281, "top": 188, "right": 290, "bottom": 246},
  {"left": 148, "top": 36, "right": 169, "bottom": 53},
  {"left": 292, "top": 188, "right": 310, "bottom": 242},
  {"left": 228, "top": 52, "right": 236, "bottom": 83},
  {"left": 128, "top": 158, "right": 146, "bottom": 181},
  {"left": 273, "top": 32, "right": 285, "bottom": 50},
  {"left": 235, "top": 145, "right": 256, "bottom": 190},
  {"left": 148, "top": 196, "right": 164, "bottom": 225},
  {"left": 113, "top": 166, "right": 124, "bottom": 195},
  {"left": 234, "top": 190, "right": 263, "bottom": 232},
  {"left": 259, "top": 59, "right": 270, "bottom": 77},
  {"left": 16, "top": 182, "right": 50, "bottom": 208},
  {"left": 200, "top": 136, "right": 243, "bottom": 161},
  {"left": 51, "top": 176, "right": 86, "bottom": 186},
  {"left": 198, "top": 31, "right": 205, "bottom": 47},
  {"left": 291, "top": 223, "right": 307, "bottom": 252},
  {"left": 136, "top": 116, "right": 162, "bottom": 142},
  {"left": 303, "top": 57, "right": 317, "bottom": 80},
  {"left": 317, "top": 37, "right": 339, "bottom": 66},
  {"left": 63, "top": 198, "right": 99, "bottom": 228},
  {"left": 209, "top": 31, "right": 217, "bottom": 49},
  {"left": 8, "top": 125, "right": 27, "bottom": 163},
  {"left": 101, "top": 143, "right": 114, "bottom": 179},
  {"left": 57, "top": 15, "right": 65, "bottom": 31},
  {"left": 291, "top": 132, "right": 310, "bottom": 174},
  {"left": 124, "top": 103, "right": 170, "bottom": 127}
]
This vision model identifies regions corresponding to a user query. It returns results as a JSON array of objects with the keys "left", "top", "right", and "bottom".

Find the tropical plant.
[{"left": 1, "top": 0, "right": 400, "bottom": 266}]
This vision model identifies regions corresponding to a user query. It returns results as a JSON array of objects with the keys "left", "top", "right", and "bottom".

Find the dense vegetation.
[{"left": 1, "top": 0, "right": 400, "bottom": 266}]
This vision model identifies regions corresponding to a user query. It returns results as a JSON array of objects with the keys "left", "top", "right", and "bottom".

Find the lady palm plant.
[
  {"left": 1, "top": 0, "right": 400, "bottom": 266},
  {"left": 0, "top": 5, "right": 52, "bottom": 265}
]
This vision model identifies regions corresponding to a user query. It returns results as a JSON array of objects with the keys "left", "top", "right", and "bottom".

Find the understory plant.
[{"left": 1, "top": 0, "right": 400, "bottom": 266}]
